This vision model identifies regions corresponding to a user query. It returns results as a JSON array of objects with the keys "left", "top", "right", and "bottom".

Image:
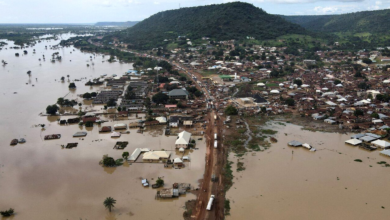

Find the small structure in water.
[
  {"left": 99, "top": 126, "right": 112, "bottom": 132},
  {"left": 288, "top": 141, "right": 315, "bottom": 151},
  {"left": 288, "top": 140, "right": 302, "bottom": 147},
  {"left": 345, "top": 139, "right": 362, "bottom": 146},
  {"left": 157, "top": 188, "right": 179, "bottom": 198},
  {"left": 10, "top": 139, "right": 18, "bottom": 145},
  {"left": 18, "top": 138, "right": 26, "bottom": 143},
  {"left": 65, "top": 143, "right": 78, "bottom": 149},
  {"left": 111, "top": 132, "right": 121, "bottom": 138},
  {"left": 44, "top": 134, "right": 61, "bottom": 140},
  {"left": 113, "top": 141, "right": 128, "bottom": 149},
  {"left": 380, "top": 150, "right": 390, "bottom": 157},
  {"left": 302, "top": 143, "right": 316, "bottom": 151},
  {"left": 73, "top": 132, "right": 87, "bottom": 137},
  {"left": 141, "top": 179, "right": 149, "bottom": 187}
]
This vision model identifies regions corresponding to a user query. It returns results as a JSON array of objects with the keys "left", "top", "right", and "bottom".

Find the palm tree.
[{"left": 103, "top": 197, "right": 116, "bottom": 212}]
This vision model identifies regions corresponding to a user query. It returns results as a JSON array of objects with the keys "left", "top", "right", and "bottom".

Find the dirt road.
[{"left": 193, "top": 111, "right": 226, "bottom": 220}]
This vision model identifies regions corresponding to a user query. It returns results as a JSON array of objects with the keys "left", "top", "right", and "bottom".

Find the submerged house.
[
  {"left": 143, "top": 151, "right": 171, "bottom": 161},
  {"left": 175, "top": 131, "right": 192, "bottom": 149}
]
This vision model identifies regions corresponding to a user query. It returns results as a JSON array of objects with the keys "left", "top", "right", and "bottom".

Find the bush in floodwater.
[
  {"left": 0, "top": 208, "right": 14, "bottom": 217},
  {"left": 46, "top": 104, "right": 59, "bottom": 115},
  {"left": 156, "top": 177, "right": 164, "bottom": 186},
  {"left": 377, "top": 161, "right": 387, "bottom": 165},
  {"left": 354, "top": 159, "right": 363, "bottom": 162},
  {"left": 115, "top": 159, "right": 123, "bottom": 166},
  {"left": 261, "top": 129, "right": 277, "bottom": 135},
  {"left": 68, "top": 82, "right": 76, "bottom": 89},
  {"left": 237, "top": 161, "right": 246, "bottom": 172},
  {"left": 102, "top": 155, "right": 116, "bottom": 167},
  {"left": 248, "top": 144, "right": 260, "bottom": 151},
  {"left": 85, "top": 121, "right": 94, "bottom": 127},
  {"left": 224, "top": 199, "right": 231, "bottom": 216}
]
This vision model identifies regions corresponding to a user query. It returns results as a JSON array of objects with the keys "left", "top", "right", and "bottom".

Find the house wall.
[
  {"left": 175, "top": 144, "right": 188, "bottom": 149},
  {"left": 170, "top": 122, "right": 178, "bottom": 127}
]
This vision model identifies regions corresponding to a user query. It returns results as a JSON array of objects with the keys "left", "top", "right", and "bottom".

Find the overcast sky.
[{"left": 0, "top": 0, "right": 389, "bottom": 23}]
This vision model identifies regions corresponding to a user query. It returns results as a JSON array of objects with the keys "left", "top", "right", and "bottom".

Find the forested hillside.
[
  {"left": 113, "top": 2, "right": 306, "bottom": 49},
  {"left": 283, "top": 9, "right": 390, "bottom": 33}
]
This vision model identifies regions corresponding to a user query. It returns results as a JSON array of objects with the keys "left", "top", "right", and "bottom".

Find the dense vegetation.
[
  {"left": 112, "top": 2, "right": 306, "bottom": 50},
  {"left": 283, "top": 9, "right": 390, "bottom": 33}
]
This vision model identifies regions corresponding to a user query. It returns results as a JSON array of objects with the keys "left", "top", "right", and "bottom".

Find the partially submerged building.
[{"left": 175, "top": 131, "right": 192, "bottom": 149}]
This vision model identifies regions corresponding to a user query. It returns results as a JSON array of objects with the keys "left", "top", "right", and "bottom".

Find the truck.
[
  {"left": 206, "top": 195, "right": 215, "bottom": 211},
  {"left": 214, "top": 140, "right": 218, "bottom": 148},
  {"left": 214, "top": 133, "right": 217, "bottom": 140}
]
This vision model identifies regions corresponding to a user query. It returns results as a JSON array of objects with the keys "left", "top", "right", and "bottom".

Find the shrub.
[{"left": 0, "top": 208, "right": 14, "bottom": 217}]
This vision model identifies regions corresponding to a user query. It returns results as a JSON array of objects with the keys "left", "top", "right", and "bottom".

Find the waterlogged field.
[
  {"left": 0, "top": 35, "right": 205, "bottom": 219},
  {"left": 227, "top": 123, "right": 390, "bottom": 220}
]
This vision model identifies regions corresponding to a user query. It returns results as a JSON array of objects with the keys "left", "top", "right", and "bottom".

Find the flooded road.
[
  {"left": 0, "top": 36, "right": 205, "bottom": 219},
  {"left": 227, "top": 123, "right": 390, "bottom": 220}
]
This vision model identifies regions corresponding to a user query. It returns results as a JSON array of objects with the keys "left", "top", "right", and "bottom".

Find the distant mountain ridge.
[
  {"left": 113, "top": 2, "right": 306, "bottom": 49},
  {"left": 95, "top": 21, "right": 139, "bottom": 27},
  {"left": 283, "top": 9, "right": 390, "bottom": 33}
]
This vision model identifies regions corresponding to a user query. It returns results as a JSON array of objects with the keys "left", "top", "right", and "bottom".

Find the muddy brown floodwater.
[
  {"left": 0, "top": 35, "right": 206, "bottom": 219},
  {"left": 227, "top": 123, "right": 390, "bottom": 220}
]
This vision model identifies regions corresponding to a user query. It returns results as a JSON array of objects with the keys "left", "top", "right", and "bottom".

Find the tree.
[
  {"left": 358, "top": 82, "right": 369, "bottom": 90},
  {"left": 57, "top": 97, "right": 64, "bottom": 105},
  {"left": 117, "top": 106, "right": 122, "bottom": 112},
  {"left": 270, "top": 69, "right": 279, "bottom": 78},
  {"left": 85, "top": 121, "right": 94, "bottom": 127},
  {"left": 102, "top": 156, "right": 116, "bottom": 167},
  {"left": 334, "top": 79, "right": 341, "bottom": 85},
  {"left": 46, "top": 104, "right": 59, "bottom": 115},
  {"left": 156, "top": 177, "right": 164, "bottom": 186},
  {"left": 354, "top": 71, "right": 362, "bottom": 77},
  {"left": 152, "top": 92, "right": 169, "bottom": 104},
  {"left": 61, "top": 76, "right": 65, "bottom": 81},
  {"left": 225, "top": 105, "right": 238, "bottom": 115},
  {"left": 103, "top": 197, "right": 116, "bottom": 212},
  {"left": 354, "top": 109, "right": 364, "bottom": 118},
  {"left": 371, "top": 112, "right": 379, "bottom": 119},
  {"left": 125, "top": 87, "right": 136, "bottom": 100},
  {"left": 83, "top": 92, "right": 92, "bottom": 99},
  {"left": 0, "top": 208, "right": 14, "bottom": 217},
  {"left": 194, "top": 90, "right": 203, "bottom": 97},
  {"left": 106, "top": 99, "right": 117, "bottom": 107},
  {"left": 122, "top": 152, "right": 129, "bottom": 160},
  {"left": 285, "top": 98, "right": 295, "bottom": 106},
  {"left": 91, "top": 92, "right": 97, "bottom": 97},
  {"left": 293, "top": 79, "right": 302, "bottom": 87},
  {"left": 362, "top": 58, "right": 372, "bottom": 64},
  {"left": 68, "top": 82, "right": 76, "bottom": 89}
]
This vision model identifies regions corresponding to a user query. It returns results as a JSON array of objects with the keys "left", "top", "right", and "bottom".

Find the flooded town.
[{"left": 2, "top": 1, "right": 390, "bottom": 220}]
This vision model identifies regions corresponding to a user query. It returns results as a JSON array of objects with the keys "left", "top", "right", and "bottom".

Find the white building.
[{"left": 175, "top": 131, "right": 192, "bottom": 148}]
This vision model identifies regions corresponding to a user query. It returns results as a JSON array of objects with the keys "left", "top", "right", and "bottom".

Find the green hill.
[
  {"left": 114, "top": 2, "right": 306, "bottom": 49},
  {"left": 283, "top": 9, "right": 390, "bottom": 33}
]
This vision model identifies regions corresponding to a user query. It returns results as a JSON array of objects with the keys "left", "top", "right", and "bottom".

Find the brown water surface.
[
  {"left": 227, "top": 123, "right": 390, "bottom": 220},
  {"left": 0, "top": 35, "right": 205, "bottom": 219}
]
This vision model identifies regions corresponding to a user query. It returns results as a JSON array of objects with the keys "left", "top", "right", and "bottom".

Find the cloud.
[
  {"left": 270, "top": 0, "right": 364, "bottom": 3},
  {"left": 312, "top": 4, "right": 359, "bottom": 14}
]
